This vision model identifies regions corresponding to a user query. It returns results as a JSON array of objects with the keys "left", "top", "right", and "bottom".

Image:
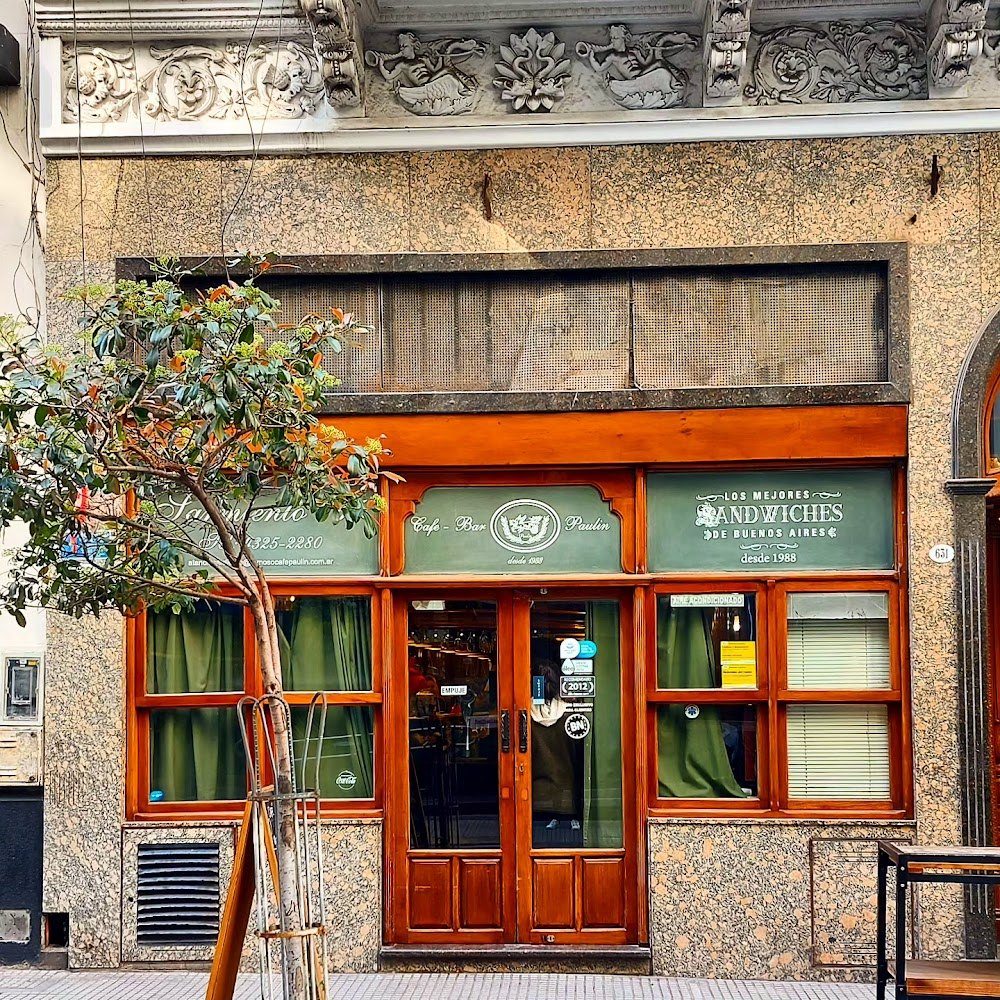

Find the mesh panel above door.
[{"left": 633, "top": 263, "right": 888, "bottom": 389}]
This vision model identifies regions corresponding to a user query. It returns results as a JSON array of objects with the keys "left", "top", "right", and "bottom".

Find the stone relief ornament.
[
  {"left": 704, "top": 0, "right": 753, "bottom": 101},
  {"left": 494, "top": 28, "right": 572, "bottom": 112},
  {"left": 365, "top": 32, "right": 488, "bottom": 115},
  {"left": 576, "top": 24, "right": 698, "bottom": 109},
  {"left": 63, "top": 46, "right": 137, "bottom": 123},
  {"left": 242, "top": 40, "right": 324, "bottom": 117},
  {"left": 142, "top": 44, "right": 243, "bottom": 120},
  {"left": 745, "top": 21, "right": 926, "bottom": 104},
  {"left": 299, "top": 0, "right": 362, "bottom": 107}
]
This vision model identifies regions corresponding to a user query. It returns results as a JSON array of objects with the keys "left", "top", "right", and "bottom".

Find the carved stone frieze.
[
  {"left": 142, "top": 44, "right": 242, "bottom": 119},
  {"left": 366, "top": 32, "right": 487, "bottom": 115},
  {"left": 745, "top": 21, "right": 927, "bottom": 104},
  {"left": 927, "top": 0, "right": 987, "bottom": 94},
  {"left": 299, "top": 0, "right": 362, "bottom": 107},
  {"left": 63, "top": 45, "right": 137, "bottom": 123},
  {"left": 703, "top": 0, "right": 753, "bottom": 105},
  {"left": 494, "top": 28, "right": 572, "bottom": 112},
  {"left": 242, "top": 40, "right": 325, "bottom": 117},
  {"left": 576, "top": 24, "right": 697, "bottom": 110}
]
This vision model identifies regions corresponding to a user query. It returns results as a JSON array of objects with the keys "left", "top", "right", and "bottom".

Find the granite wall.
[{"left": 42, "top": 135, "right": 996, "bottom": 975}]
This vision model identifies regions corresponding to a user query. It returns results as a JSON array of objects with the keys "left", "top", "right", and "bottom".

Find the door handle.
[
  {"left": 500, "top": 710, "right": 510, "bottom": 753},
  {"left": 518, "top": 709, "right": 528, "bottom": 753}
]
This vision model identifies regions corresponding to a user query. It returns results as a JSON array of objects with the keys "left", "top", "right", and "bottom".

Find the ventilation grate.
[
  {"left": 245, "top": 259, "right": 891, "bottom": 395},
  {"left": 136, "top": 842, "right": 220, "bottom": 947}
]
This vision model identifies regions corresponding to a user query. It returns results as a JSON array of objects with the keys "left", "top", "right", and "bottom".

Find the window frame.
[
  {"left": 646, "top": 577, "right": 909, "bottom": 819},
  {"left": 985, "top": 363, "right": 1000, "bottom": 475},
  {"left": 128, "top": 584, "right": 383, "bottom": 820}
]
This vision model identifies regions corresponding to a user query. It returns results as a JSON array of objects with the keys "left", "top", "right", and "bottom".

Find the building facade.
[{"left": 29, "top": 0, "right": 1000, "bottom": 979}]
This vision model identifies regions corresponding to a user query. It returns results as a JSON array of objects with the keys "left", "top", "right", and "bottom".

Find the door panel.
[
  {"left": 581, "top": 857, "right": 627, "bottom": 928},
  {"left": 408, "top": 858, "right": 453, "bottom": 929},
  {"left": 458, "top": 858, "right": 504, "bottom": 929},
  {"left": 532, "top": 858, "right": 576, "bottom": 928}
]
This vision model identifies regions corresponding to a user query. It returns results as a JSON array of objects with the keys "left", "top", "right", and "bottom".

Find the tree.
[{"left": 0, "top": 266, "right": 393, "bottom": 998}]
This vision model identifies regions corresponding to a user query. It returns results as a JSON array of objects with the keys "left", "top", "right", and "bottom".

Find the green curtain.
[
  {"left": 582, "top": 601, "right": 624, "bottom": 848},
  {"left": 280, "top": 597, "right": 374, "bottom": 799},
  {"left": 147, "top": 604, "right": 244, "bottom": 801},
  {"left": 656, "top": 605, "right": 746, "bottom": 799}
]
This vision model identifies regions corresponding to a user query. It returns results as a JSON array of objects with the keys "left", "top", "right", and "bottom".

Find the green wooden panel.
[
  {"left": 647, "top": 468, "right": 894, "bottom": 572},
  {"left": 405, "top": 486, "right": 622, "bottom": 574},
  {"left": 156, "top": 494, "right": 378, "bottom": 578}
]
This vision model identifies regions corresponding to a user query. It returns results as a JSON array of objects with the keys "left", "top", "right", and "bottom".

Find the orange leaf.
[
  {"left": 170, "top": 356, "right": 185, "bottom": 372},
  {"left": 332, "top": 307, "right": 345, "bottom": 322},
  {"left": 312, "top": 352, "right": 323, "bottom": 368},
  {"left": 292, "top": 384, "right": 305, "bottom": 402},
  {"left": 209, "top": 287, "right": 230, "bottom": 303},
  {"left": 87, "top": 385, "right": 99, "bottom": 400}
]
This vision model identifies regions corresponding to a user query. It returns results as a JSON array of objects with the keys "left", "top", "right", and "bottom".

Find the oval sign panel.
[
  {"left": 928, "top": 543, "right": 955, "bottom": 565},
  {"left": 491, "top": 499, "right": 562, "bottom": 553}
]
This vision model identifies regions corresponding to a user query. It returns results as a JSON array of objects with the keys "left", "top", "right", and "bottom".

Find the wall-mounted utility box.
[
  {"left": 0, "top": 729, "right": 42, "bottom": 785},
  {"left": 0, "top": 26, "right": 19, "bottom": 87},
  {"left": 3, "top": 655, "right": 42, "bottom": 724}
]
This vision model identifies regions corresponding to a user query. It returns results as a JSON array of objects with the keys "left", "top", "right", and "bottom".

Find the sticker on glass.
[
  {"left": 440, "top": 684, "right": 468, "bottom": 697},
  {"left": 561, "top": 658, "right": 576, "bottom": 675},
  {"left": 578, "top": 640, "right": 598, "bottom": 658},
  {"left": 559, "top": 637, "right": 581, "bottom": 659},
  {"left": 564, "top": 713, "right": 591, "bottom": 739},
  {"left": 532, "top": 675, "right": 546, "bottom": 705},
  {"left": 336, "top": 770, "right": 358, "bottom": 791},
  {"left": 570, "top": 658, "right": 593, "bottom": 674},
  {"left": 684, "top": 705, "right": 700, "bottom": 720}
]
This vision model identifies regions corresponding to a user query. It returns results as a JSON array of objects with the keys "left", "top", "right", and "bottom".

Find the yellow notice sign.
[{"left": 721, "top": 640, "right": 757, "bottom": 688}]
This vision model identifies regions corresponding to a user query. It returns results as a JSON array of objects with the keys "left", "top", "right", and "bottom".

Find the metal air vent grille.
[{"left": 136, "top": 842, "right": 220, "bottom": 946}]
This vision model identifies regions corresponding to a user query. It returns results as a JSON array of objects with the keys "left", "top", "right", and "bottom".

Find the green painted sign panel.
[
  {"left": 156, "top": 494, "right": 379, "bottom": 578},
  {"left": 647, "top": 468, "right": 894, "bottom": 572},
  {"left": 405, "top": 486, "right": 622, "bottom": 574}
]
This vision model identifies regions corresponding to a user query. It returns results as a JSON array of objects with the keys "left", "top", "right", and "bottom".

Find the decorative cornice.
[
  {"left": 946, "top": 478, "right": 997, "bottom": 496},
  {"left": 576, "top": 24, "right": 698, "bottom": 110},
  {"left": 927, "top": 0, "right": 987, "bottom": 95},
  {"left": 299, "top": 0, "right": 363, "bottom": 106},
  {"left": 704, "top": 0, "right": 752, "bottom": 105}
]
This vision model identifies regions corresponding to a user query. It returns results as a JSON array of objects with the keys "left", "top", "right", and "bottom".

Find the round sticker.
[
  {"left": 564, "top": 713, "right": 591, "bottom": 739},
  {"left": 559, "top": 637, "right": 581, "bottom": 660},
  {"left": 336, "top": 770, "right": 358, "bottom": 791},
  {"left": 684, "top": 705, "right": 700, "bottom": 720},
  {"left": 578, "top": 640, "right": 598, "bottom": 658}
]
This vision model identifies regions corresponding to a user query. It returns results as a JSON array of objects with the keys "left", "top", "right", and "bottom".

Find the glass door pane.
[
  {"left": 407, "top": 600, "right": 500, "bottom": 849},
  {"left": 527, "top": 600, "right": 623, "bottom": 849}
]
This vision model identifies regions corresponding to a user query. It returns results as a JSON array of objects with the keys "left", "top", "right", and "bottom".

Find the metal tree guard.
[{"left": 234, "top": 693, "right": 331, "bottom": 1000}]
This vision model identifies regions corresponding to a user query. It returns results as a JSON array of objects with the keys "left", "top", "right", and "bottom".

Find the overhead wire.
[
  {"left": 70, "top": 0, "right": 87, "bottom": 294},
  {"left": 125, "top": 0, "right": 156, "bottom": 261}
]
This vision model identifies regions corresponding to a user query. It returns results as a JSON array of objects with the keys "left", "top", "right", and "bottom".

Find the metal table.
[{"left": 877, "top": 841, "right": 1000, "bottom": 999}]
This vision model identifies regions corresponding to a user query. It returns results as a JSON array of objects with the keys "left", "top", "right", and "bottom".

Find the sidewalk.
[{"left": 0, "top": 970, "right": 876, "bottom": 1000}]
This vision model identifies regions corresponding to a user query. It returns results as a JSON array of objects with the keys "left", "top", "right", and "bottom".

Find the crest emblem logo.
[
  {"left": 490, "top": 499, "right": 561, "bottom": 553},
  {"left": 695, "top": 500, "right": 723, "bottom": 528}
]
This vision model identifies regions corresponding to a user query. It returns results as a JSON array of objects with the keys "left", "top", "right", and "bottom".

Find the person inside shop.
[{"left": 530, "top": 654, "right": 584, "bottom": 847}]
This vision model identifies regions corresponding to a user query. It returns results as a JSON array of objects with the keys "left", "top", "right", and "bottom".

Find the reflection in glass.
[
  {"left": 656, "top": 594, "right": 757, "bottom": 689},
  {"left": 408, "top": 601, "right": 500, "bottom": 849},
  {"left": 149, "top": 707, "right": 245, "bottom": 802},
  {"left": 529, "top": 601, "right": 623, "bottom": 850},
  {"left": 291, "top": 705, "right": 374, "bottom": 799},
  {"left": 657, "top": 704, "right": 757, "bottom": 799}
]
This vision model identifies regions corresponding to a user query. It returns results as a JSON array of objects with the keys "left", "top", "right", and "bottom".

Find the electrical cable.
[
  {"left": 125, "top": 0, "right": 156, "bottom": 261},
  {"left": 70, "top": 0, "right": 88, "bottom": 294}
]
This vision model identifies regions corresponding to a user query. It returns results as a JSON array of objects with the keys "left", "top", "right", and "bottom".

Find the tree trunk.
[{"left": 248, "top": 589, "right": 309, "bottom": 1000}]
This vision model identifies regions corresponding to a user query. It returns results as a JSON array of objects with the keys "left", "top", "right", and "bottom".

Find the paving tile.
[{"left": 0, "top": 970, "right": 876, "bottom": 1000}]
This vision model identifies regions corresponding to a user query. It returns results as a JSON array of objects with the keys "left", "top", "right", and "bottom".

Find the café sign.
[
  {"left": 156, "top": 493, "right": 378, "bottom": 578},
  {"left": 405, "top": 486, "right": 621, "bottom": 574},
  {"left": 646, "top": 468, "right": 894, "bottom": 572}
]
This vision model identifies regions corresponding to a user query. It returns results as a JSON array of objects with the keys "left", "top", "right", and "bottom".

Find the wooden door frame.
[
  {"left": 384, "top": 583, "right": 645, "bottom": 946},
  {"left": 385, "top": 588, "right": 518, "bottom": 944}
]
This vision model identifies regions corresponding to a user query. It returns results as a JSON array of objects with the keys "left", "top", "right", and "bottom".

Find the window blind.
[
  {"left": 786, "top": 704, "right": 890, "bottom": 799},
  {"left": 787, "top": 618, "right": 891, "bottom": 689}
]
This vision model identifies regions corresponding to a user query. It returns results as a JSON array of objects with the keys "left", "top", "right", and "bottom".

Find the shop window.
[
  {"left": 650, "top": 584, "right": 903, "bottom": 813},
  {"left": 134, "top": 592, "right": 380, "bottom": 815}
]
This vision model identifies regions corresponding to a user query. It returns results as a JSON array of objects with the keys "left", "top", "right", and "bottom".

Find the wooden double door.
[{"left": 386, "top": 589, "right": 641, "bottom": 945}]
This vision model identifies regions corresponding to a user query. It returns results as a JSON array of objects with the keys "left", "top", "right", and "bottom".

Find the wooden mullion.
[
  {"left": 136, "top": 693, "right": 244, "bottom": 709},
  {"left": 282, "top": 691, "right": 381, "bottom": 706},
  {"left": 648, "top": 689, "right": 768, "bottom": 704}
]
